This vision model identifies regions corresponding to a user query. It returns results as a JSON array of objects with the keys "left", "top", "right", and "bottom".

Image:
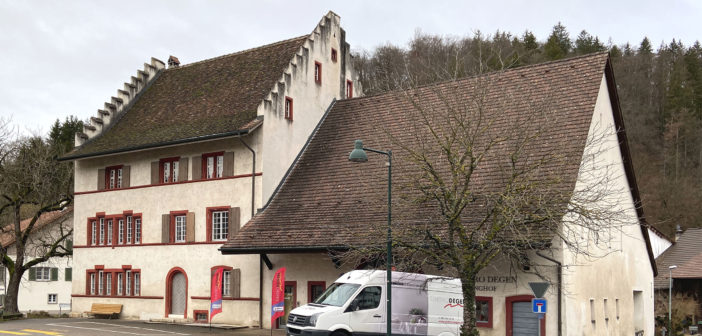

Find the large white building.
[
  {"left": 60, "top": 12, "right": 361, "bottom": 325},
  {"left": 221, "top": 53, "right": 659, "bottom": 335}
]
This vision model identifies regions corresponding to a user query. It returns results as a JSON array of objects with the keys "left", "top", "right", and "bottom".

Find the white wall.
[
  {"left": 648, "top": 228, "right": 672, "bottom": 258},
  {"left": 560, "top": 74, "right": 655, "bottom": 336},
  {"left": 260, "top": 12, "right": 363, "bottom": 203}
]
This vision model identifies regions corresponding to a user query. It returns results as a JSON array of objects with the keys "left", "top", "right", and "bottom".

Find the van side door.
[{"left": 346, "top": 286, "right": 385, "bottom": 334}]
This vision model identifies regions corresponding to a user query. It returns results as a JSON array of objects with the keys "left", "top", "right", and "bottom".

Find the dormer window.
[
  {"left": 314, "top": 62, "right": 322, "bottom": 84},
  {"left": 331, "top": 48, "right": 338, "bottom": 62},
  {"left": 285, "top": 97, "right": 293, "bottom": 120},
  {"left": 346, "top": 80, "right": 353, "bottom": 99}
]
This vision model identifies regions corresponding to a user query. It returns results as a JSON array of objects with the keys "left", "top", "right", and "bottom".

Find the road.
[{"left": 0, "top": 318, "right": 289, "bottom": 336}]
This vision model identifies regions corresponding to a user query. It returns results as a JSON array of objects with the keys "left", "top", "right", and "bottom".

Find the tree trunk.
[
  {"left": 460, "top": 272, "right": 479, "bottom": 336},
  {"left": 3, "top": 266, "right": 25, "bottom": 314}
]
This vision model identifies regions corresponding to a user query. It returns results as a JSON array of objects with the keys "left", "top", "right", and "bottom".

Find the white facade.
[
  {"left": 647, "top": 228, "right": 673, "bottom": 258},
  {"left": 69, "top": 12, "right": 361, "bottom": 325},
  {"left": 1, "top": 212, "right": 73, "bottom": 314}
]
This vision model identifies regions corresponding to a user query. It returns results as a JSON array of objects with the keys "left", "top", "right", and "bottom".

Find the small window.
[
  {"left": 118, "top": 219, "right": 124, "bottom": 244},
  {"left": 106, "top": 273, "right": 112, "bottom": 295},
  {"left": 194, "top": 310, "right": 209, "bottom": 323},
  {"left": 346, "top": 80, "right": 353, "bottom": 98},
  {"left": 134, "top": 272, "right": 141, "bottom": 295},
  {"left": 211, "top": 210, "right": 229, "bottom": 241},
  {"left": 106, "top": 166, "right": 123, "bottom": 189},
  {"left": 90, "top": 220, "right": 97, "bottom": 245},
  {"left": 351, "top": 286, "right": 381, "bottom": 310},
  {"left": 590, "top": 298, "right": 596, "bottom": 323},
  {"left": 117, "top": 273, "right": 123, "bottom": 295},
  {"left": 135, "top": 217, "right": 142, "bottom": 244},
  {"left": 126, "top": 216, "right": 133, "bottom": 244},
  {"left": 98, "top": 270, "right": 104, "bottom": 295},
  {"left": 48, "top": 293, "right": 57, "bottom": 304},
  {"left": 32, "top": 267, "right": 52, "bottom": 281},
  {"left": 90, "top": 273, "right": 96, "bottom": 295},
  {"left": 603, "top": 298, "right": 609, "bottom": 321},
  {"left": 331, "top": 48, "right": 338, "bottom": 62},
  {"left": 285, "top": 97, "right": 293, "bottom": 120},
  {"left": 615, "top": 298, "right": 620, "bottom": 320},
  {"left": 175, "top": 215, "right": 186, "bottom": 243},
  {"left": 314, "top": 61, "right": 322, "bottom": 84},
  {"left": 107, "top": 220, "right": 113, "bottom": 245},
  {"left": 202, "top": 152, "right": 224, "bottom": 179},
  {"left": 99, "top": 218, "right": 105, "bottom": 245},
  {"left": 126, "top": 270, "right": 132, "bottom": 296},
  {"left": 223, "top": 270, "right": 231, "bottom": 297},
  {"left": 160, "top": 157, "right": 180, "bottom": 184},
  {"left": 476, "top": 296, "right": 493, "bottom": 328}
]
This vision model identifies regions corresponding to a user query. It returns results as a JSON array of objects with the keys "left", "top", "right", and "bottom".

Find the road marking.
[
  {"left": 21, "top": 330, "right": 62, "bottom": 335},
  {"left": 46, "top": 322, "right": 190, "bottom": 336},
  {"left": 0, "top": 331, "right": 30, "bottom": 335}
]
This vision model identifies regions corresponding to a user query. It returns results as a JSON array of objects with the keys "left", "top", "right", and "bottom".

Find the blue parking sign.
[{"left": 532, "top": 298, "right": 547, "bottom": 313}]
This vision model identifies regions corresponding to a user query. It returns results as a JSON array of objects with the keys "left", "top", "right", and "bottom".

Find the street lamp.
[
  {"left": 349, "top": 139, "right": 392, "bottom": 336},
  {"left": 669, "top": 265, "right": 677, "bottom": 334}
]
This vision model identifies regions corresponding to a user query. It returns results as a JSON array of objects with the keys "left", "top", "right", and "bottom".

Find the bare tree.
[
  {"left": 340, "top": 56, "right": 633, "bottom": 335},
  {"left": 0, "top": 118, "right": 73, "bottom": 314}
]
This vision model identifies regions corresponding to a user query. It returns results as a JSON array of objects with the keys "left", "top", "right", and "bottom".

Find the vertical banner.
[
  {"left": 210, "top": 267, "right": 224, "bottom": 321},
  {"left": 271, "top": 267, "right": 286, "bottom": 325}
]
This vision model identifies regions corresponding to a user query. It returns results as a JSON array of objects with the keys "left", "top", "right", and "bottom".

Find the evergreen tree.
[
  {"left": 48, "top": 116, "right": 83, "bottom": 154},
  {"left": 544, "top": 22, "right": 571, "bottom": 60},
  {"left": 639, "top": 37, "right": 653, "bottom": 55}
]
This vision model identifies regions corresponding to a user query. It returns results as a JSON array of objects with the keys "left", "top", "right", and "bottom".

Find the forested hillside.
[{"left": 352, "top": 23, "right": 702, "bottom": 237}]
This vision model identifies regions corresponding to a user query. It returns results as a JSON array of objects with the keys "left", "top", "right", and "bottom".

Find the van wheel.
[{"left": 331, "top": 331, "right": 349, "bottom": 336}]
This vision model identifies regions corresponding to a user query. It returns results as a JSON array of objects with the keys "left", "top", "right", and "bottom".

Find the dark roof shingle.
[
  {"left": 65, "top": 36, "right": 307, "bottom": 159},
  {"left": 654, "top": 228, "right": 702, "bottom": 288},
  {"left": 222, "top": 53, "right": 618, "bottom": 253}
]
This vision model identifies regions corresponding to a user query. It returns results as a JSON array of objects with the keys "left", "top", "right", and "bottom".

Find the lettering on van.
[{"left": 444, "top": 297, "right": 464, "bottom": 308}]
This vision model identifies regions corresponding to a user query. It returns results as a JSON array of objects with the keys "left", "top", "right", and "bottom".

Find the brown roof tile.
[
  {"left": 655, "top": 228, "right": 702, "bottom": 288},
  {"left": 1, "top": 207, "right": 73, "bottom": 248},
  {"left": 64, "top": 36, "right": 307, "bottom": 159},
  {"left": 221, "top": 53, "right": 616, "bottom": 253}
]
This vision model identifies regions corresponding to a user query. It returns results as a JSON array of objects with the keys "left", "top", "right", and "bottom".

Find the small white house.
[{"left": 1, "top": 207, "right": 73, "bottom": 314}]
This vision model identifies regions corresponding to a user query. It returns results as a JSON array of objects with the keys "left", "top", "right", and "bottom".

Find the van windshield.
[{"left": 313, "top": 283, "right": 361, "bottom": 306}]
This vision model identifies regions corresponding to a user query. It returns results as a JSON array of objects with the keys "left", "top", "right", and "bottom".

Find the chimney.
[
  {"left": 675, "top": 225, "right": 683, "bottom": 242},
  {"left": 168, "top": 55, "right": 180, "bottom": 68}
]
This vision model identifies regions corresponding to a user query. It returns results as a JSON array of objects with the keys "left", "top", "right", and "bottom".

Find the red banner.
[
  {"left": 210, "top": 267, "right": 224, "bottom": 321},
  {"left": 271, "top": 267, "right": 286, "bottom": 325}
]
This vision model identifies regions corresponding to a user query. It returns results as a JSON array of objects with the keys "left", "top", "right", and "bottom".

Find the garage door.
[{"left": 512, "top": 301, "right": 539, "bottom": 336}]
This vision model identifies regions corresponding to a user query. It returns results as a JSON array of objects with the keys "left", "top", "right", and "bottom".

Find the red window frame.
[
  {"left": 201, "top": 152, "right": 224, "bottom": 179},
  {"left": 308, "top": 281, "right": 326, "bottom": 303},
  {"left": 193, "top": 310, "right": 209, "bottom": 323},
  {"left": 87, "top": 217, "right": 97, "bottom": 246},
  {"left": 207, "top": 206, "right": 230, "bottom": 242},
  {"left": 211, "top": 265, "right": 233, "bottom": 297},
  {"left": 331, "top": 48, "right": 338, "bottom": 62},
  {"left": 346, "top": 80, "right": 353, "bottom": 98},
  {"left": 285, "top": 97, "right": 293, "bottom": 120},
  {"left": 89, "top": 211, "right": 142, "bottom": 246},
  {"left": 159, "top": 157, "right": 180, "bottom": 184},
  {"left": 85, "top": 266, "right": 141, "bottom": 297},
  {"left": 476, "top": 296, "right": 493, "bottom": 328},
  {"left": 170, "top": 210, "right": 188, "bottom": 243},
  {"left": 314, "top": 61, "right": 322, "bottom": 84},
  {"left": 105, "top": 165, "right": 123, "bottom": 190}
]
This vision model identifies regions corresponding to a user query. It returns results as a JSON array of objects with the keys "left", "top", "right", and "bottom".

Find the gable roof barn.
[
  {"left": 654, "top": 228, "right": 702, "bottom": 288},
  {"left": 62, "top": 36, "right": 308, "bottom": 160},
  {"left": 219, "top": 53, "right": 656, "bottom": 275}
]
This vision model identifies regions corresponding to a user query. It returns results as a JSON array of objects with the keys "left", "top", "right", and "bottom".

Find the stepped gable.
[
  {"left": 221, "top": 53, "right": 623, "bottom": 252},
  {"left": 64, "top": 36, "right": 308, "bottom": 159}
]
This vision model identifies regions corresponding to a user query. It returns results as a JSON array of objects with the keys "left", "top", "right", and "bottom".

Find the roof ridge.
[
  {"left": 338, "top": 52, "right": 610, "bottom": 103},
  {"left": 168, "top": 35, "right": 308, "bottom": 70}
]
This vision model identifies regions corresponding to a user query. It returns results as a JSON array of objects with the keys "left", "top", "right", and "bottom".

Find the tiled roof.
[
  {"left": 1, "top": 207, "right": 73, "bottom": 248},
  {"left": 222, "top": 53, "right": 620, "bottom": 253},
  {"left": 655, "top": 228, "right": 702, "bottom": 288},
  {"left": 64, "top": 36, "right": 307, "bottom": 159}
]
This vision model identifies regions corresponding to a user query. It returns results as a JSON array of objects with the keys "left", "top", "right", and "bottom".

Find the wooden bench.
[{"left": 85, "top": 303, "right": 122, "bottom": 319}]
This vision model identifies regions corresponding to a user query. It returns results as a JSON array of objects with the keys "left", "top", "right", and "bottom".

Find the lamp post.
[
  {"left": 669, "top": 265, "right": 677, "bottom": 334},
  {"left": 349, "top": 139, "right": 392, "bottom": 336}
]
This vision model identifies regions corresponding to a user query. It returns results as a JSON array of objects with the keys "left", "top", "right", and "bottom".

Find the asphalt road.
[{"left": 0, "top": 318, "right": 288, "bottom": 336}]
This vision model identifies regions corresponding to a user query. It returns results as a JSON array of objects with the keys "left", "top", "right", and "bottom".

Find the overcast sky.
[{"left": 2, "top": 0, "right": 701, "bottom": 137}]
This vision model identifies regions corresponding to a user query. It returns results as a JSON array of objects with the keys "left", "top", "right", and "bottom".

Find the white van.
[{"left": 286, "top": 270, "right": 464, "bottom": 336}]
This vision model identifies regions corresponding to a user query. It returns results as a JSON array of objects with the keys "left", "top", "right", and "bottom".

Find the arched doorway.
[{"left": 165, "top": 267, "right": 188, "bottom": 318}]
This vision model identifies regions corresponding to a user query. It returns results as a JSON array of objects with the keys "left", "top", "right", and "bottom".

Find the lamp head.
[
  {"left": 349, "top": 140, "right": 368, "bottom": 162},
  {"left": 669, "top": 265, "right": 677, "bottom": 270}
]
